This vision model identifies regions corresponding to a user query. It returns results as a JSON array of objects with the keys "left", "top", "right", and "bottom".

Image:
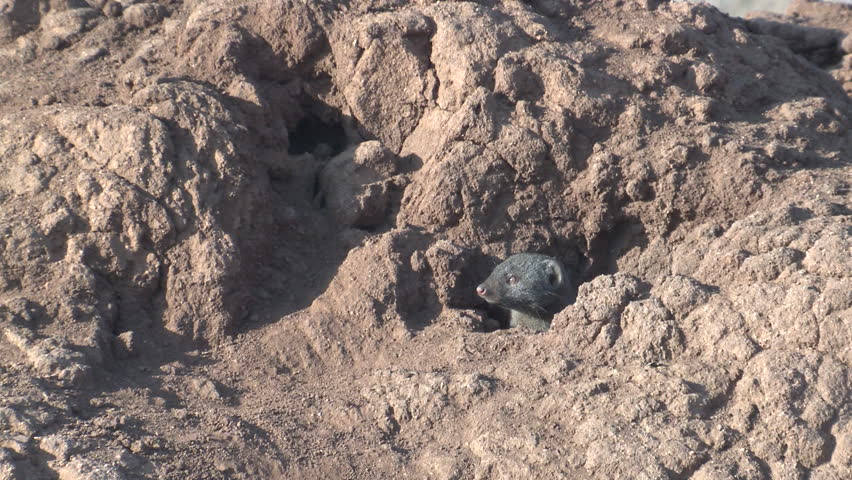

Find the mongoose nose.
[{"left": 476, "top": 285, "right": 487, "bottom": 297}]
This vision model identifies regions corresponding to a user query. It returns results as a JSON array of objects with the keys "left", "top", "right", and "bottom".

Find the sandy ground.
[{"left": 0, "top": 1, "right": 850, "bottom": 479}]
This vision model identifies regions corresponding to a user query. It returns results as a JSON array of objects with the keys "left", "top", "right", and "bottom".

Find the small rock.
[
  {"left": 40, "top": 207, "right": 75, "bottom": 238},
  {"left": 114, "top": 448, "right": 142, "bottom": 469},
  {"left": 39, "top": 434, "right": 74, "bottom": 461},
  {"left": 214, "top": 456, "right": 237, "bottom": 472},
  {"left": 0, "top": 406, "right": 35, "bottom": 436},
  {"left": 93, "top": 414, "right": 126, "bottom": 431},
  {"left": 103, "top": 1, "right": 123, "bottom": 18},
  {"left": 77, "top": 47, "right": 107, "bottom": 64},
  {"left": 129, "top": 440, "right": 144, "bottom": 454},
  {"left": 123, "top": 3, "right": 165, "bottom": 29},
  {"left": 0, "top": 434, "right": 29, "bottom": 454},
  {"left": 842, "top": 34, "right": 852, "bottom": 54},
  {"left": 317, "top": 141, "right": 398, "bottom": 228},
  {"left": 40, "top": 34, "right": 67, "bottom": 51},
  {"left": 59, "top": 456, "right": 126, "bottom": 480},
  {"left": 190, "top": 378, "right": 223, "bottom": 401},
  {"left": 39, "top": 94, "right": 57, "bottom": 106},
  {"left": 13, "top": 37, "right": 37, "bottom": 63},
  {"left": 113, "top": 331, "right": 137, "bottom": 359},
  {"left": 39, "top": 8, "right": 100, "bottom": 50},
  {"left": 141, "top": 436, "right": 163, "bottom": 451},
  {"left": 626, "top": 178, "right": 651, "bottom": 201}
]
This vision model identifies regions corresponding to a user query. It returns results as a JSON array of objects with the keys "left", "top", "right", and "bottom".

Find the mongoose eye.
[{"left": 506, "top": 275, "right": 518, "bottom": 285}]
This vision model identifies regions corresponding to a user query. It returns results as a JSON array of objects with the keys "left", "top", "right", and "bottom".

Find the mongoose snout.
[
  {"left": 476, "top": 253, "right": 572, "bottom": 331},
  {"left": 475, "top": 284, "right": 491, "bottom": 300}
]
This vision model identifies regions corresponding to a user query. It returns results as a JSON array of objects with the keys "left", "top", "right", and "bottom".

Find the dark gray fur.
[{"left": 476, "top": 253, "right": 570, "bottom": 331}]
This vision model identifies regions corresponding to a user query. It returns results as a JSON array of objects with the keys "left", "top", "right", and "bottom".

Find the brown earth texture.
[{"left": 0, "top": 0, "right": 851, "bottom": 478}]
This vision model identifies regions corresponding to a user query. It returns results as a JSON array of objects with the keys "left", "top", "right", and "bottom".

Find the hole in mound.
[
  {"left": 795, "top": 41, "right": 845, "bottom": 69},
  {"left": 476, "top": 249, "right": 585, "bottom": 334},
  {"left": 287, "top": 116, "right": 347, "bottom": 156},
  {"left": 482, "top": 306, "right": 510, "bottom": 332},
  {"left": 586, "top": 219, "right": 648, "bottom": 278}
]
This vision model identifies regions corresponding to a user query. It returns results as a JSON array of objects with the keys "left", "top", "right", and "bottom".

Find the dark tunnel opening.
[{"left": 287, "top": 116, "right": 348, "bottom": 156}]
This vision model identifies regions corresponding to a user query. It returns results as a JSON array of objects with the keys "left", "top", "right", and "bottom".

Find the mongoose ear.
[{"left": 545, "top": 259, "right": 563, "bottom": 287}]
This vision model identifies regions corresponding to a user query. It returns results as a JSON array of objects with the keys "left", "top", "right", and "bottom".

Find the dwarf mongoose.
[{"left": 476, "top": 253, "right": 571, "bottom": 331}]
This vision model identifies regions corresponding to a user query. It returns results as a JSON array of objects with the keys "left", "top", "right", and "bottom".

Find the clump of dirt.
[{"left": 0, "top": 0, "right": 850, "bottom": 479}]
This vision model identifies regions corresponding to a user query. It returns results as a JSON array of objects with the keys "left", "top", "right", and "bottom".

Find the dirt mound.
[
  {"left": 747, "top": 0, "right": 852, "bottom": 93},
  {"left": 0, "top": 0, "right": 850, "bottom": 479}
]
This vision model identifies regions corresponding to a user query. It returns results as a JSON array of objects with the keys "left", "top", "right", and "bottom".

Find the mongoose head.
[{"left": 476, "top": 253, "right": 568, "bottom": 318}]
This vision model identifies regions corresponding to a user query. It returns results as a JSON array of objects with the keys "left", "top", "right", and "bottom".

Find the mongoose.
[{"left": 476, "top": 253, "right": 570, "bottom": 331}]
